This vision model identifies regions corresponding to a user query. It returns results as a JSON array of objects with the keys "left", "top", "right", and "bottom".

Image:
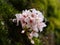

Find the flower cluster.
[{"left": 13, "top": 9, "right": 46, "bottom": 44}]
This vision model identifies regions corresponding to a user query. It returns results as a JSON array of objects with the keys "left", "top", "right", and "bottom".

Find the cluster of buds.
[{"left": 13, "top": 9, "right": 46, "bottom": 44}]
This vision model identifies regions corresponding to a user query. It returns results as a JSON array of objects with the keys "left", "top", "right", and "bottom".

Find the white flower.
[
  {"left": 31, "top": 40, "right": 35, "bottom": 44},
  {"left": 15, "top": 14, "right": 21, "bottom": 26},
  {"left": 21, "top": 30, "right": 25, "bottom": 33},
  {"left": 15, "top": 8, "right": 46, "bottom": 34},
  {"left": 32, "top": 32, "right": 39, "bottom": 37},
  {"left": 22, "top": 10, "right": 31, "bottom": 17},
  {"left": 28, "top": 33, "right": 33, "bottom": 39},
  {"left": 31, "top": 25, "right": 38, "bottom": 32},
  {"left": 29, "top": 31, "right": 39, "bottom": 39},
  {"left": 12, "top": 19, "right": 16, "bottom": 22},
  {"left": 14, "top": 8, "right": 46, "bottom": 44},
  {"left": 38, "top": 22, "right": 46, "bottom": 32}
]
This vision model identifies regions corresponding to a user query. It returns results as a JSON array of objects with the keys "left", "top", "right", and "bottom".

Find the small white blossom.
[
  {"left": 31, "top": 40, "right": 35, "bottom": 44},
  {"left": 31, "top": 32, "right": 39, "bottom": 37},
  {"left": 12, "top": 19, "right": 16, "bottom": 22},
  {"left": 15, "top": 14, "right": 22, "bottom": 26},
  {"left": 21, "top": 30, "right": 25, "bottom": 34}
]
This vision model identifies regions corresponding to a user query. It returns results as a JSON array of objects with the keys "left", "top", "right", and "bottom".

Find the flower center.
[
  {"left": 31, "top": 14, "right": 34, "bottom": 17},
  {"left": 23, "top": 15, "right": 27, "bottom": 18},
  {"left": 30, "top": 19, "right": 33, "bottom": 23}
]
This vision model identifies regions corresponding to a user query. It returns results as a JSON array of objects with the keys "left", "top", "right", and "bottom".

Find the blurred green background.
[{"left": 0, "top": 0, "right": 60, "bottom": 45}]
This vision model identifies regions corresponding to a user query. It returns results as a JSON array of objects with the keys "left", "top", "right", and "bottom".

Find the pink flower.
[{"left": 13, "top": 8, "right": 46, "bottom": 44}]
